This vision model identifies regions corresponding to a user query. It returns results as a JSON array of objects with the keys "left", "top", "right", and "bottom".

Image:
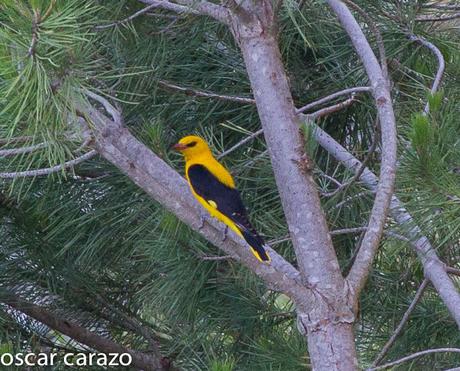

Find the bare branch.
[
  {"left": 309, "top": 122, "right": 460, "bottom": 327},
  {"left": 447, "top": 267, "right": 460, "bottom": 277},
  {"left": 95, "top": 4, "right": 159, "bottom": 30},
  {"left": 372, "top": 279, "right": 430, "bottom": 366},
  {"left": 158, "top": 80, "right": 255, "bottom": 104},
  {"left": 408, "top": 34, "right": 445, "bottom": 115},
  {"left": 0, "top": 142, "right": 47, "bottom": 158},
  {"left": 0, "top": 150, "right": 96, "bottom": 179},
  {"left": 326, "top": 0, "right": 397, "bottom": 301},
  {"left": 367, "top": 348, "right": 460, "bottom": 371},
  {"left": 295, "top": 86, "right": 371, "bottom": 114},
  {"left": 217, "top": 129, "right": 263, "bottom": 159},
  {"left": 2, "top": 292, "right": 168, "bottom": 371},
  {"left": 139, "top": 0, "right": 230, "bottom": 23},
  {"left": 0, "top": 136, "right": 34, "bottom": 145},
  {"left": 421, "top": 4, "right": 460, "bottom": 10},
  {"left": 342, "top": 0, "right": 388, "bottom": 80},
  {"left": 416, "top": 13, "right": 460, "bottom": 22},
  {"left": 306, "top": 96, "right": 357, "bottom": 119}
]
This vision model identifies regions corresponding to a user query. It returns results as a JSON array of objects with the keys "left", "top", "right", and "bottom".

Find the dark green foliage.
[{"left": 0, "top": 0, "right": 459, "bottom": 370}]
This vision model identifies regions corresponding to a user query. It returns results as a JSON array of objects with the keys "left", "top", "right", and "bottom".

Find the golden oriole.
[{"left": 172, "top": 135, "right": 271, "bottom": 263}]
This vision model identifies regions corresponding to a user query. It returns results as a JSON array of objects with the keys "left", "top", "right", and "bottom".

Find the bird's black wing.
[
  {"left": 187, "top": 164, "right": 247, "bottom": 224},
  {"left": 187, "top": 164, "right": 270, "bottom": 262}
]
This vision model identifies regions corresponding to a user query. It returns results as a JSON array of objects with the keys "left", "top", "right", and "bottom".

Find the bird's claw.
[
  {"left": 222, "top": 225, "right": 228, "bottom": 241},
  {"left": 198, "top": 214, "right": 207, "bottom": 230}
]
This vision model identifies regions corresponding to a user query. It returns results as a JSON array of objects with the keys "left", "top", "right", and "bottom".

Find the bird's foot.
[
  {"left": 221, "top": 225, "right": 228, "bottom": 241},
  {"left": 198, "top": 214, "right": 208, "bottom": 230}
]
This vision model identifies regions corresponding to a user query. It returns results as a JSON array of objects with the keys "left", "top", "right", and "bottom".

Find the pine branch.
[
  {"left": 0, "top": 142, "right": 48, "bottom": 158},
  {"left": 138, "top": 0, "right": 230, "bottom": 23},
  {"left": 82, "top": 93, "right": 309, "bottom": 304},
  {"left": 372, "top": 279, "right": 430, "bottom": 366},
  {"left": 342, "top": 0, "right": 388, "bottom": 80},
  {"left": 322, "top": 119, "right": 379, "bottom": 197},
  {"left": 217, "top": 129, "right": 263, "bottom": 159},
  {"left": 2, "top": 292, "right": 169, "bottom": 371},
  {"left": 95, "top": 4, "right": 159, "bottom": 30},
  {"left": 327, "top": 0, "right": 397, "bottom": 303},
  {"left": 416, "top": 13, "right": 460, "bottom": 22},
  {"left": 308, "top": 121, "right": 460, "bottom": 327},
  {"left": 408, "top": 34, "right": 445, "bottom": 115},
  {"left": 0, "top": 150, "right": 97, "bottom": 179},
  {"left": 295, "top": 86, "right": 371, "bottom": 114},
  {"left": 158, "top": 80, "right": 255, "bottom": 105},
  {"left": 367, "top": 348, "right": 460, "bottom": 371}
]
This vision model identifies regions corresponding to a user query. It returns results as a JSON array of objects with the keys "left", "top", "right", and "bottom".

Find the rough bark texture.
[{"left": 228, "top": 2, "right": 357, "bottom": 370}]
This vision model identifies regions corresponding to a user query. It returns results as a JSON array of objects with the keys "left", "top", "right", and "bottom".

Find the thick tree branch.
[
  {"left": 2, "top": 292, "right": 168, "bottom": 371},
  {"left": 326, "top": 0, "right": 397, "bottom": 301},
  {"left": 82, "top": 95, "right": 308, "bottom": 304},
  {"left": 372, "top": 279, "right": 430, "bottom": 366}
]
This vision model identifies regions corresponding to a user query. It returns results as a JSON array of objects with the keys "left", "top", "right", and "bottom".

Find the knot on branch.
[{"left": 296, "top": 309, "right": 355, "bottom": 335}]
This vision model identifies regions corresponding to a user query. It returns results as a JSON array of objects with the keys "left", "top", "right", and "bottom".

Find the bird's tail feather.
[{"left": 240, "top": 229, "right": 271, "bottom": 263}]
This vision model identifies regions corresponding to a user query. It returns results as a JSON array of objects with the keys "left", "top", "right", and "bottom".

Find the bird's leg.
[
  {"left": 221, "top": 225, "right": 228, "bottom": 241},
  {"left": 198, "top": 213, "right": 208, "bottom": 230}
]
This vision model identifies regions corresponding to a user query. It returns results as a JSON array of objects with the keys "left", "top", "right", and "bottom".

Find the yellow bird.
[{"left": 172, "top": 135, "right": 270, "bottom": 263}]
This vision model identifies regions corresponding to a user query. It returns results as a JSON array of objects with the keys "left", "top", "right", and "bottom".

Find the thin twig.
[
  {"left": 0, "top": 136, "right": 34, "bottom": 145},
  {"left": 416, "top": 13, "right": 460, "bottom": 22},
  {"left": 305, "top": 96, "right": 357, "bottom": 119},
  {"left": 139, "top": 0, "right": 230, "bottom": 23},
  {"left": 28, "top": 9, "right": 40, "bottom": 57},
  {"left": 421, "top": 4, "right": 460, "bottom": 10},
  {"left": 158, "top": 80, "right": 255, "bottom": 104},
  {"left": 0, "top": 150, "right": 96, "bottom": 179},
  {"left": 295, "top": 86, "right": 371, "bottom": 114},
  {"left": 446, "top": 267, "right": 460, "bottom": 277},
  {"left": 372, "top": 279, "right": 430, "bottom": 366},
  {"left": 0, "top": 143, "right": 47, "bottom": 158},
  {"left": 217, "top": 129, "right": 263, "bottom": 159},
  {"left": 95, "top": 4, "right": 159, "bottom": 30},
  {"left": 366, "top": 348, "right": 460, "bottom": 370},
  {"left": 408, "top": 34, "right": 445, "bottom": 115},
  {"left": 322, "top": 119, "right": 379, "bottom": 197}
]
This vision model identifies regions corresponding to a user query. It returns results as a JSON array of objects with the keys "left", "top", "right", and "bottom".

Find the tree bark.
[{"left": 228, "top": 2, "right": 357, "bottom": 369}]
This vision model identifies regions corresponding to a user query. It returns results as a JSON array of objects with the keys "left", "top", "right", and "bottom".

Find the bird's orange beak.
[{"left": 171, "top": 143, "right": 188, "bottom": 151}]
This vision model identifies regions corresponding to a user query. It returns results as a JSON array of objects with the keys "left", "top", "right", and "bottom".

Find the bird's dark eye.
[{"left": 186, "top": 141, "right": 197, "bottom": 148}]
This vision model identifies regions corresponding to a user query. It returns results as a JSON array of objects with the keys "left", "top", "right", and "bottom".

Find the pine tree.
[{"left": 0, "top": 0, "right": 459, "bottom": 370}]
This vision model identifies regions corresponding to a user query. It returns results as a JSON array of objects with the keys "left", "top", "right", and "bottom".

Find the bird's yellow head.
[{"left": 172, "top": 135, "right": 211, "bottom": 160}]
